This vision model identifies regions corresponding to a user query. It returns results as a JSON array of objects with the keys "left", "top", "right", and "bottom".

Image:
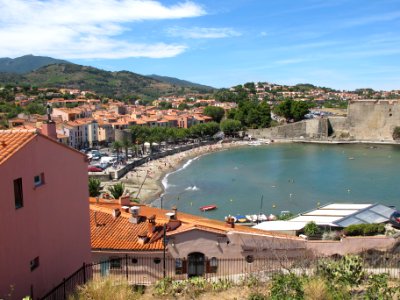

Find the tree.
[
  {"left": 178, "top": 103, "right": 189, "bottom": 110},
  {"left": 304, "top": 221, "right": 320, "bottom": 237},
  {"left": 274, "top": 99, "right": 293, "bottom": 120},
  {"left": 88, "top": 177, "right": 102, "bottom": 197},
  {"left": 220, "top": 119, "right": 242, "bottom": 137},
  {"left": 291, "top": 101, "right": 310, "bottom": 121},
  {"left": 121, "top": 138, "right": 132, "bottom": 160},
  {"left": 203, "top": 106, "right": 225, "bottom": 123},
  {"left": 107, "top": 182, "right": 125, "bottom": 199},
  {"left": 112, "top": 141, "right": 123, "bottom": 161}
]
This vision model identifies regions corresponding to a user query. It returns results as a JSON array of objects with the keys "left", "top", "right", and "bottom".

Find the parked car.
[
  {"left": 389, "top": 211, "right": 400, "bottom": 229},
  {"left": 88, "top": 166, "right": 103, "bottom": 172}
]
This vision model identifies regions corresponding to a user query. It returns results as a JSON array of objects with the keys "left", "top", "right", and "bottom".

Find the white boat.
[{"left": 248, "top": 141, "right": 262, "bottom": 146}]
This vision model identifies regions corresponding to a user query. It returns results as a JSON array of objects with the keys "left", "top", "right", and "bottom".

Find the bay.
[{"left": 159, "top": 143, "right": 400, "bottom": 220}]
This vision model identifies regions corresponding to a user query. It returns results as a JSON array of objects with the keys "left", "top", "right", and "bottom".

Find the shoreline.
[
  {"left": 105, "top": 141, "right": 250, "bottom": 205},
  {"left": 102, "top": 138, "right": 400, "bottom": 205}
]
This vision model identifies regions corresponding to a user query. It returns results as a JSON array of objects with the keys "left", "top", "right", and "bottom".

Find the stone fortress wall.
[{"left": 248, "top": 100, "right": 400, "bottom": 142}]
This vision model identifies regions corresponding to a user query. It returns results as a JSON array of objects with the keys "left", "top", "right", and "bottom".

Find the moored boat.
[{"left": 199, "top": 205, "right": 217, "bottom": 211}]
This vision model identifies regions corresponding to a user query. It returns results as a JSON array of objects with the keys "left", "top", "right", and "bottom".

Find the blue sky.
[{"left": 1, "top": 0, "right": 400, "bottom": 90}]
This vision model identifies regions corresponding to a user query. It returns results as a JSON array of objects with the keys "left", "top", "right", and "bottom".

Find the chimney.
[
  {"left": 129, "top": 206, "right": 141, "bottom": 224},
  {"left": 41, "top": 121, "right": 57, "bottom": 140},
  {"left": 137, "top": 231, "right": 149, "bottom": 244},
  {"left": 225, "top": 215, "right": 235, "bottom": 228},
  {"left": 172, "top": 206, "right": 178, "bottom": 220},
  {"left": 147, "top": 215, "right": 156, "bottom": 234},
  {"left": 112, "top": 208, "right": 121, "bottom": 219}
]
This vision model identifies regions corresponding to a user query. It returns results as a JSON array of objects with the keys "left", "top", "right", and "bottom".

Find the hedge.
[{"left": 344, "top": 223, "right": 385, "bottom": 236}]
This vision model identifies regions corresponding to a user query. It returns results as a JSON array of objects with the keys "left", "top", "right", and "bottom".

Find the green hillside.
[
  {"left": 0, "top": 63, "right": 213, "bottom": 100},
  {"left": 0, "top": 55, "right": 68, "bottom": 74}
]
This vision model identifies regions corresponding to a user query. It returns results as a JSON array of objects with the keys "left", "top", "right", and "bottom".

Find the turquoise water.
[{"left": 159, "top": 143, "right": 400, "bottom": 220}]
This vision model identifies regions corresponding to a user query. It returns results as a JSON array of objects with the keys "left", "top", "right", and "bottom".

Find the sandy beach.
[{"left": 102, "top": 141, "right": 249, "bottom": 204}]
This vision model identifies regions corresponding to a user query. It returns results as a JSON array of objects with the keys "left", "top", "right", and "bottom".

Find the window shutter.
[
  {"left": 182, "top": 258, "right": 187, "bottom": 274},
  {"left": 206, "top": 259, "right": 211, "bottom": 273}
]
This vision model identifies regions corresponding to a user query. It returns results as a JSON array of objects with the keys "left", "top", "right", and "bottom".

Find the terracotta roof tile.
[
  {"left": 0, "top": 130, "right": 37, "bottom": 165},
  {"left": 89, "top": 198, "right": 302, "bottom": 251}
]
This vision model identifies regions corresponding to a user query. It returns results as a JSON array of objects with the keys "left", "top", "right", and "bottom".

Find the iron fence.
[{"left": 40, "top": 252, "right": 400, "bottom": 300}]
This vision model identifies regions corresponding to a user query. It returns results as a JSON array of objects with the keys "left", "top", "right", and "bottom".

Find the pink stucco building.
[{"left": 0, "top": 128, "right": 91, "bottom": 299}]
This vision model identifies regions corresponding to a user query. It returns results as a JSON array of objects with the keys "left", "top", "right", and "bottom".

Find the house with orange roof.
[
  {"left": 0, "top": 128, "right": 91, "bottom": 299},
  {"left": 61, "top": 118, "right": 99, "bottom": 149},
  {"left": 89, "top": 198, "right": 306, "bottom": 279}
]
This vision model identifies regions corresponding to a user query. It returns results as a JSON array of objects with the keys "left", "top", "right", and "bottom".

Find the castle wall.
[{"left": 249, "top": 100, "right": 400, "bottom": 142}]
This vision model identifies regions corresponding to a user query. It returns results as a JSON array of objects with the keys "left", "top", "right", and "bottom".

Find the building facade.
[{"left": 0, "top": 130, "right": 92, "bottom": 299}]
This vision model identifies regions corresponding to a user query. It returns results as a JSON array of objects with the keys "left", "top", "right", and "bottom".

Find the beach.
[{"left": 102, "top": 141, "right": 249, "bottom": 204}]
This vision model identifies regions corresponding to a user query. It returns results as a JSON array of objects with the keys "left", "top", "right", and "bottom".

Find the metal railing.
[{"left": 40, "top": 252, "right": 400, "bottom": 300}]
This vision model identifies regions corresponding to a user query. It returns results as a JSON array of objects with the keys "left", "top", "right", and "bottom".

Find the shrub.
[
  {"left": 153, "top": 277, "right": 173, "bottom": 296},
  {"left": 69, "top": 278, "right": 139, "bottom": 300},
  {"left": 269, "top": 272, "right": 304, "bottom": 300},
  {"left": 303, "top": 277, "right": 331, "bottom": 300},
  {"left": 317, "top": 255, "right": 365, "bottom": 286},
  {"left": 248, "top": 292, "right": 267, "bottom": 300},
  {"left": 344, "top": 224, "right": 385, "bottom": 236},
  {"left": 304, "top": 221, "right": 320, "bottom": 237},
  {"left": 322, "top": 231, "right": 341, "bottom": 241},
  {"left": 364, "top": 273, "right": 400, "bottom": 300}
]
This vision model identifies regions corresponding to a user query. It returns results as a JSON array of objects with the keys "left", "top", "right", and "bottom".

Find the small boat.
[{"left": 200, "top": 205, "right": 217, "bottom": 211}]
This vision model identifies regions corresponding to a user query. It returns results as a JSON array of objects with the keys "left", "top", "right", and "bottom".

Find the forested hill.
[
  {"left": 0, "top": 55, "right": 69, "bottom": 74},
  {"left": 0, "top": 63, "right": 213, "bottom": 100},
  {"left": 148, "top": 74, "right": 214, "bottom": 91}
]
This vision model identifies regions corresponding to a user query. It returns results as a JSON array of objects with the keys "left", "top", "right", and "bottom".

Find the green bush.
[
  {"left": 248, "top": 292, "right": 267, "bottom": 300},
  {"left": 364, "top": 273, "right": 400, "bottom": 300},
  {"left": 317, "top": 255, "right": 364, "bottom": 286},
  {"left": 304, "top": 221, "right": 320, "bottom": 236},
  {"left": 269, "top": 272, "right": 304, "bottom": 300},
  {"left": 344, "top": 223, "right": 385, "bottom": 236}
]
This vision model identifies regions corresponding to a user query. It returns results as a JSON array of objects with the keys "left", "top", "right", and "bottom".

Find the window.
[
  {"left": 245, "top": 255, "right": 255, "bottom": 263},
  {"left": 175, "top": 258, "right": 183, "bottom": 274},
  {"left": 34, "top": 173, "right": 45, "bottom": 187},
  {"left": 153, "top": 258, "right": 161, "bottom": 264},
  {"left": 14, "top": 178, "right": 23, "bottom": 209},
  {"left": 30, "top": 257, "right": 39, "bottom": 271},
  {"left": 209, "top": 257, "right": 218, "bottom": 273},
  {"left": 110, "top": 257, "right": 121, "bottom": 269}
]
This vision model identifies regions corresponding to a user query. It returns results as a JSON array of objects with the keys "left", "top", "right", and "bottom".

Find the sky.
[{"left": 1, "top": 0, "right": 400, "bottom": 90}]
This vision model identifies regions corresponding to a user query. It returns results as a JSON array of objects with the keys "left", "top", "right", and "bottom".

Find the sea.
[{"left": 154, "top": 143, "right": 400, "bottom": 221}]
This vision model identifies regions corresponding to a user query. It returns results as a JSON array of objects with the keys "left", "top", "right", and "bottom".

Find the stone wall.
[
  {"left": 248, "top": 118, "right": 328, "bottom": 140},
  {"left": 249, "top": 100, "right": 400, "bottom": 142},
  {"left": 346, "top": 100, "right": 400, "bottom": 141}
]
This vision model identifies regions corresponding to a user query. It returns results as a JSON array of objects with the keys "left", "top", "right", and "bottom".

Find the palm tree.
[
  {"left": 112, "top": 141, "right": 122, "bottom": 162},
  {"left": 107, "top": 182, "right": 125, "bottom": 199},
  {"left": 121, "top": 138, "right": 132, "bottom": 160},
  {"left": 88, "top": 177, "right": 102, "bottom": 197}
]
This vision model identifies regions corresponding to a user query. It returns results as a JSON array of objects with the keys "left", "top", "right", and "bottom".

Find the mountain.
[
  {"left": 148, "top": 74, "right": 215, "bottom": 91},
  {"left": 0, "top": 55, "right": 69, "bottom": 74},
  {"left": 0, "top": 63, "right": 214, "bottom": 99}
]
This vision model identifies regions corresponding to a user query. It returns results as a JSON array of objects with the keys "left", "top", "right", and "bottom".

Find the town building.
[
  {"left": 89, "top": 197, "right": 306, "bottom": 280},
  {"left": 0, "top": 128, "right": 91, "bottom": 299}
]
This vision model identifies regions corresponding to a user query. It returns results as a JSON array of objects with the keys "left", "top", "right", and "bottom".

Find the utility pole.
[{"left": 163, "top": 223, "right": 167, "bottom": 278}]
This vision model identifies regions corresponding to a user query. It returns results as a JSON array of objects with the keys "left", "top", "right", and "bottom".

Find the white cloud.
[
  {"left": 167, "top": 27, "right": 241, "bottom": 39},
  {"left": 0, "top": 0, "right": 205, "bottom": 59}
]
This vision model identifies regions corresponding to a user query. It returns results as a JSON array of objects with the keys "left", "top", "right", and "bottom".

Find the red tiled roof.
[
  {"left": 89, "top": 198, "right": 302, "bottom": 251},
  {"left": 0, "top": 130, "right": 37, "bottom": 165}
]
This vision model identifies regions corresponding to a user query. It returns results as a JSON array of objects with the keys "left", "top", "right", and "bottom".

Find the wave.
[
  {"left": 185, "top": 185, "right": 200, "bottom": 191},
  {"left": 161, "top": 156, "right": 200, "bottom": 190}
]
